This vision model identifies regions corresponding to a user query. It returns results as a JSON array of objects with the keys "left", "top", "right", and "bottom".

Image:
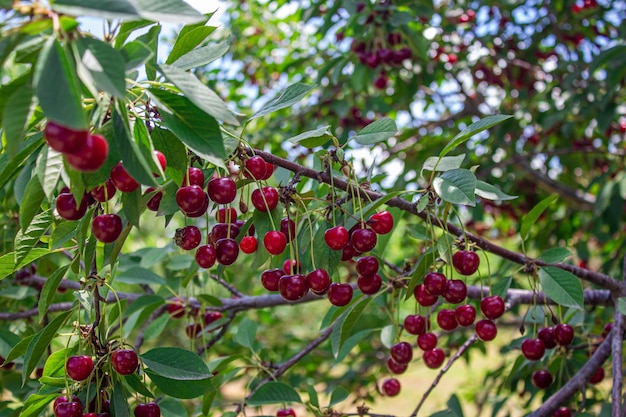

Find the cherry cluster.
[{"left": 45, "top": 121, "right": 109, "bottom": 173}]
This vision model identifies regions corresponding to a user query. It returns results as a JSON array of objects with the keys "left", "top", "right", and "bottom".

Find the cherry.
[
  {"left": 210, "top": 223, "right": 241, "bottom": 243},
  {"left": 404, "top": 315, "right": 427, "bottom": 335},
  {"left": 264, "top": 231, "right": 287, "bottom": 255},
  {"left": 381, "top": 378, "right": 401, "bottom": 396},
  {"left": 589, "top": 367, "right": 604, "bottom": 384},
  {"left": 532, "top": 369, "right": 553, "bottom": 389},
  {"left": 195, "top": 244, "right": 217, "bottom": 268},
  {"left": 261, "top": 268, "right": 285, "bottom": 292},
  {"left": 153, "top": 150, "right": 167, "bottom": 173},
  {"left": 90, "top": 179, "right": 116, "bottom": 202},
  {"left": 356, "top": 256, "right": 379, "bottom": 278},
  {"left": 368, "top": 211, "right": 393, "bottom": 234},
  {"left": 554, "top": 323, "right": 574, "bottom": 346},
  {"left": 280, "top": 217, "right": 296, "bottom": 242},
  {"left": 176, "top": 185, "right": 206, "bottom": 214},
  {"left": 414, "top": 284, "right": 438, "bottom": 307},
  {"left": 350, "top": 227, "right": 377, "bottom": 252},
  {"left": 66, "top": 355, "right": 93, "bottom": 381},
  {"left": 239, "top": 236, "right": 258, "bottom": 254},
  {"left": 65, "top": 134, "right": 109, "bottom": 173},
  {"left": 207, "top": 177, "right": 237, "bottom": 204},
  {"left": 521, "top": 338, "right": 546, "bottom": 361},
  {"left": 283, "top": 259, "right": 301, "bottom": 274},
  {"left": 387, "top": 32, "right": 402, "bottom": 45},
  {"left": 44, "top": 121, "right": 88, "bottom": 154},
  {"left": 324, "top": 226, "right": 349, "bottom": 250},
  {"left": 455, "top": 304, "right": 476, "bottom": 327},
  {"left": 480, "top": 295, "right": 505, "bottom": 320},
  {"left": 203, "top": 311, "right": 223, "bottom": 327},
  {"left": 327, "top": 283, "right": 353, "bottom": 306},
  {"left": 244, "top": 156, "right": 267, "bottom": 180},
  {"left": 250, "top": 186, "right": 279, "bottom": 212},
  {"left": 417, "top": 332, "right": 438, "bottom": 351},
  {"left": 373, "top": 74, "right": 388, "bottom": 90},
  {"left": 341, "top": 243, "right": 360, "bottom": 261},
  {"left": 185, "top": 323, "right": 202, "bottom": 338},
  {"left": 390, "top": 341, "right": 413, "bottom": 364},
  {"left": 111, "top": 349, "right": 139, "bottom": 375},
  {"left": 133, "top": 402, "right": 160, "bottom": 417},
  {"left": 602, "top": 322, "right": 613, "bottom": 338},
  {"left": 55, "top": 401, "right": 83, "bottom": 417},
  {"left": 387, "top": 357, "right": 408, "bottom": 374},
  {"left": 92, "top": 214, "right": 123, "bottom": 243},
  {"left": 357, "top": 273, "right": 382, "bottom": 295},
  {"left": 443, "top": 279, "right": 467, "bottom": 304},
  {"left": 83, "top": 413, "right": 98, "bottom": 417},
  {"left": 56, "top": 193, "right": 88, "bottom": 221},
  {"left": 215, "top": 238, "right": 239, "bottom": 265},
  {"left": 424, "top": 272, "right": 447, "bottom": 296},
  {"left": 423, "top": 348, "right": 445, "bottom": 369},
  {"left": 145, "top": 188, "right": 162, "bottom": 212},
  {"left": 174, "top": 225, "right": 201, "bottom": 250},
  {"left": 452, "top": 250, "right": 480, "bottom": 275},
  {"left": 185, "top": 193, "right": 209, "bottom": 218},
  {"left": 216, "top": 207, "right": 237, "bottom": 223},
  {"left": 260, "top": 162, "right": 275, "bottom": 180},
  {"left": 185, "top": 167, "right": 204, "bottom": 187},
  {"left": 278, "top": 274, "right": 309, "bottom": 301},
  {"left": 552, "top": 407, "right": 571, "bottom": 417},
  {"left": 110, "top": 162, "right": 139, "bottom": 193},
  {"left": 475, "top": 319, "right": 497, "bottom": 341},
  {"left": 167, "top": 298, "right": 186, "bottom": 319},
  {"left": 54, "top": 396, "right": 82, "bottom": 410},
  {"left": 276, "top": 408, "right": 296, "bottom": 417},
  {"left": 437, "top": 309, "right": 458, "bottom": 331},
  {"left": 538, "top": 327, "right": 557, "bottom": 349},
  {"left": 306, "top": 269, "right": 331, "bottom": 295}
]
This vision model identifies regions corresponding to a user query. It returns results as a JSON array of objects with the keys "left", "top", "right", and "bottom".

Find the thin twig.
[
  {"left": 613, "top": 255, "right": 626, "bottom": 416},
  {"left": 197, "top": 311, "right": 237, "bottom": 355},
  {"left": 210, "top": 273, "right": 244, "bottom": 298}
]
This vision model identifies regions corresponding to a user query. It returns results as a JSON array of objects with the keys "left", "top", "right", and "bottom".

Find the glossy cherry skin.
[
  {"left": 174, "top": 225, "right": 201, "bottom": 250},
  {"left": 554, "top": 323, "right": 575, "bottom": 346},
  {"left": 443, "top": 279, "right": 467, "bottom": 304},
  {"left": 538, "top": 327, "right": 557, "bottom": 349},
  {"left": 207, "top": 177, "right": 237, "bottom": 204},
  {"left": 111, "top": 349, "right": 139, "bottom": 375},
  {"left": 133, "top": 402, "right": 160, "bottom": 417},
  {"left": 282, "top": 259, "right": 301, "bottom": 274},
  {"left": 264, "top": 231, "right": 287, "bottom": 255},
  {"left": 404, "top": 315, "right": 427, "bottom": 335},
  {"left": 381, "top": 378, "right": 401, "bottom": 396},
  {"left": 215, "top": 238, "right": 239, "bottom": 265},
  {"left": 185, "top": 167, "right": 205, "bottom": 187},
  {"left": 475, "top": 319, "right": 498, "bottom": 341},
  {"left": 423, "top": 348, "right": 445, "bottom": 369},
  {"left": 110, "top": 162, "right": 139, "bottom": 193},
  {"left": 278, "top": 274, "right": 309, "bottom": 301},
  {"left": 589, "top": 367, "right": 604, "bottom": 384},
  {"left": 521, "top": 338, "right": 546, "bottom": 361},
  {"left": 145, "top": 188, "right": 162, "bottom": 211},
  {"left": 452, "top": 250, "right": 480, "bottom": 275},
  {"left": 203, "top": 311, "right": 222, "bottom": 327},
  {"left": 66, "top": 355, "right": 93, "bottom": 381},
  {"left": 186, "top": 193, "right": 209, "bottom": 218},
  {"left": 210, "top": 223, "right": 241, "bottom": 243},
  {"left": 414, "top": 284, "right": 438, "bottom": 306},
  {"left": 176, "top": 185, "right": 206, "bottom": 214},
  {"left": 250, "top": 186, "right": 279, "bottom": 212},
  {"left": 261, "top": 268, "right": 285, "bottom": 292},
  {"left": 417, "top": 333, "right": 438, "bottom": 351},
  {"left": 280, "top": 217, "right": 296, "bottom": 242},
  {"left": 244, "top": 156, "right": 267, "bottom": 180},
  {"left": 532, "top": 369, "right": 553, "bottom": 389},
  {"left": 167, "top": 298, "right": 185, "bottom": 319},
  {"left": 368, "top": 210, "right": 394, "bottom": 234},
  {"left": 276, "top": 408, "right": 296, "bottom": 417},
  {"left": 56, "top": 193, "right": 88, "bottom": 221},
  {"left": 239, "top": 236, "right": 257, "bottom": 254},
  {"left": 195, "top": 244, "right": 217, "bottom": 269},
  {"left": 216, "top": 207, "right": 237, "bottom": 223},
  {"left": 327, "top": 283, "right": 353, "bottom": 306},
  {"left": 324, "top": 226, "right": 349, "bottom": 250},
  {"left": 390, "top": 341, "right": 413, "bottom": 364},
  {"left": 424, "top": 272, "right": 447, "bottom": 296},
  {"left": 437, "top": 309, "right": 458, "bottom": 331},
  {"left": 90, "top": 179, "right": 116, "bottom": 202},
  {"left": 185, "top": 323, "right": 202, "bottom": 338},
  {"left": 54, "top": 401, "right": 83, "bottom": 417},
  {"left": 480, "top": 295, "right": 505, "bottom": 320},
  {"left": 92, "top": 214, "right": 123, "bottom": 243},
  {"left": 455, "top": 304, "right": 477, "bottom": 327},
  {"left": 44, "top": 121, "right": 88, "bottom": 154},
  {"left": 65, "top": 134, "right": 109, "bottom": 173},
  {"left": 306, "top": 268, "right": 331, "bottom": 295},
  {"left": 261, "top": 161, "right": 275, "bottom": 180},
  {"left": 54, "top": 395, "right": 82, "bottom": 410},
  {"left": 153, "top": 150, "right": 167, "bottom": 173},
  {"left": 356, "top": 256, "right": 379, "bottom": 278},
  {"left": 350, "top": 227, "right": 377, "bottom": 253},
  {"left": 552, "top": 407, "right": 571, "bottom": 417},
  {"left": 387, "top": 356, "right": 408, "bottom": 374},
  {"left": 357, "top": 274, "right": 382, "bottom": 295}
]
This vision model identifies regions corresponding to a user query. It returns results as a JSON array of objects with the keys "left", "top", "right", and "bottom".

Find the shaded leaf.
[
  {"left": 117, "top": 266, "right": 167, "bottom": 286},
  {"left": 2, "top": 85, "right": 36, "bottom": 158},
  {"left": 15, "top": 209, "right": 53, "bottom": 265},
  {"left": 19, "top": 174, "right": 45, "bottom": 230},
  {"left": 234, "top": 317, "right": 257, "bottom": 350},
  {"left": 247, "top": 382, "right": 302, "bottom": 406},
  {"left": 520, "top": 194, "right": 558, "bottom": 241},
  {"left": 140, "top": 347, "right": 211, "bottom": 380},
  {"left": 173, "top": 38, "right": 231, "bottom": 70},
  {"left": 76, "top": 37, "right": 126, "bottom": 98},
  {"left": 250, "top": 83, "right": 315, "bottom": 120},
  {"left": 439, "top": 115, "right": 513, "bottom": 158},
  {"left": 120, "top": 40, "right": 153, "bottom": 70},
  {"left": 328, "top": 386, "right": 349, "bottom": 408},
  {"left": 166, "top": 26, "right": 216, "bottom": 64},
  {"left": 354, "top": 117, "right": 397, "bottom": 145},
  {"left": 39, "top": 265, "right": 70, "bottom": 322},
  {"left": 36, "top": 147, "right": 64, "bottom": 200},
  {"left": 539, "top": 266, "right": 584, "bottom": 309}
]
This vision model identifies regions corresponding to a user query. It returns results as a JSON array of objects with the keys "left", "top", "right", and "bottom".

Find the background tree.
[{"left": 0, "top": 1, "right": 625, "bottom": 417}]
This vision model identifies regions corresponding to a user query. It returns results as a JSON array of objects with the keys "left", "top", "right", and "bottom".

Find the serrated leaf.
[
  {"left": 353, "top": 117, "right": 397, "bottom": 145},
  {"left": 247, "top": 382, "right": 302, "bottom": 406},
  {"left": 287, "top": 125, "right": 332, "bottom": 148},
  {"left": 2, "top": 85, "right": 36, "bottom": 158},
  {"left": 422, "top": 154, "right": 465, "bottom": 174},
  {"left": 250, "top": 83, "right": 315, "bottom": 120},
  {"left": 433, "top": 169, "right": 477, "bottom": 206},
  {"left": 540, "top": 248, "right": 573, "bottom": 264},
  {"left": 475, "top": 181, "right": 517, "bottom": 201},
  {"left": 166, "top": 26, "right": 216, "bottom": 64},
  {"left": 439, "top": 115, "right": 513, "bottom": 158},
  {"left": 15, "top": 209, "right": 53, "bottom": 265},
  {"left": 539, "top": 266, "right": 584, "bottom": 309},
  {"left": 140, "top": 347, "right": 211, "bottom": 380},
  {"left": 159, "top": 65, "right": 239, "bottom": 125},
  {"left": 19, "top": 174, "right": 45, "bottom": 230},
  {"left": 173, "top": 38, "right": 231, "bottom": 70},
  {"left": 520, "top": 194, "right": 558, "bottom": 241},
  {"left": 39, "top": 265, "right": 70, "bottom": 323},
  {"left": 36, "top": 147, "right": 64, "bottom": 200},
  {"left": 76, "top": 37, "right": 126, "bottom": 98}
]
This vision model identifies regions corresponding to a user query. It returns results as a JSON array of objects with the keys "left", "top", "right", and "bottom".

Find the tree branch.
[{"left": 613, "top": 255, "right": 626, "bottom": 416}]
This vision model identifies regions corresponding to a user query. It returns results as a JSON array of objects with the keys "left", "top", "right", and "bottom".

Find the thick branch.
[{"left": 613, "top": 256, "right": 626, "bottom": 416}]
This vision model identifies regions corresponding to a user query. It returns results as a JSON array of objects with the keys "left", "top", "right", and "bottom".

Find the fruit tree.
[{"left": 0, "top": 0, "right": 625, "bottom": 417}]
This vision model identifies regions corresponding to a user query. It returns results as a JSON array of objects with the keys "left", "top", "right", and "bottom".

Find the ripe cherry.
[
  {"left": 538, "top": 327, "right": 557, "bottom": 349},
  {"left": 280, "top": 217, "right": 296, "bottom": 242},
  {"left": 145, "top": 188, "right": 162, "bottom": 212},
  {"left": 174, "top": 225, "right": 201, "bottom": 250},
  {"left": 356, "top": 256, "right": 379, "bottom": 278},
  {"left": 92, "top": 214, "right": 123, "bottom": 243},
  {"left": 554, "top": 323, "right": 575, "bottom": 346},
  {"left": 341, "top": 243, "right": 360, "bottom": 261},
  {"left": 423, "top": 348, "right": 445, "bottom": 369},
  {"left": 414, "top": 284, "right": 438, "bottom": 307},
  {"left": 207, "top": 177, "right": 237, "bottom": 204},
  {"left": 215, "top": 238, "right": 239, "bottom": 265},
  {"left": 261, "top": 268, "right": 285, "bottom": 292},
  {"left": 65, "top": 134, "right": 109, "bottom": 173},
  {"left": 327, "top": 283, "right": 353, "bottom": 306},
  {"left": 417, "top": 332, "right": 438, "bottom": 352},
  {"left": 357, "top": 273, "right": 382, "bottom": 295},
  {"left": 56, "top": 193, "right": 88, "bottom": 221},
  {"left": 250, "top": 186, "right": 279, "bottom": 212},
  {"left": 276, "top": 408, "right": 296, "bottom": 417},
  {"left": 110, "top": 162, "right": 139, "bottom": 193},
  {"left": 167, "top": 298, "right": 185, "bottom": 319},
  {"left": 185, "top": 323, "right": 202, "bottom": 338},
  {"left": 195, "top": 244, "right": 217, "bottom": 269},
  {"left": 133, "top": 402, "right": 160, "bottom": 417},
  {"left": 210, "top": 223, "right": 240, "bottom": 243},
  {"left": 475, "top": 319, "right": 497, "bottom": 341},
  {"left": 480, "top": 295, "right": 505, "bottom": 320},
  {"left": 521, "top": 338, "right": 546, "bottom": 361},
  {"left": 532, "top": 369, "right": 553, "bottom": 389},
  {"left": 424, "top": 272, "right": 447, "bottom": 296},
  {"left": 404, "top": 315, "right": 427, "bottom": 335},
  {"left": 455, "top": 304, "right": 476, "bottom": 327},
  {"left": 278, "top": 274, "right": 309, "bottom": 301},
  {"left": 66, "top": 355, "right": 93, "bottom": 381},
  {"left": 216, "top": 207, "right": 237, "bottom": 223},
  {"left": 350, "top": 227, "right": 377, "bottom": 252},
  {"left": 244, "top": 156, "right": 267, "bottom": 180},
  {"left": 589, "top": 367, "right": 604, "bottom": 384},
  {"left": 381, "top": 378, "right": 401, "bottom": 396},
  {"left": 153, "top": 150, "right": 167, "bottom": 174},
  {"left": 552, "top": 407, "right": 571, "bottom": 417},
  {"left": 176, "top": 185, "right": 206, "bottom": 214},
  {"left": 54, "top": 401, "right": 83, "bottom": 417},
  {"left": 260, "top": 161, "right": 275, "bottom": 180},
  {"left": 44, "top": 121, "right": 88, "bottom": 154},
  {"left": 111, "top": 349, "right": 139, "bottom": 375},
  {"left": 264, "top": 231, "right": 287, "bottom": 255},
  {"left": 54, "top": 395, "right": 82, "bottom": 410},
  {"left": 283, "top": 259, "right": 301, "bottom": 274},
  {"left": 239, "top": 236, "right": 258, "bottom": 254},
  {"left": 324, "top": 226, "right": 349, "bottom": 250},
  {"left": 307, "top": 268, "right": 331, "bottom": 294},
  {"left": 443, "top": 279, "right": 467, "bottom": 304},
  {"left": 203, "top": 311, "right": 222, "bottom": 327},
  {"left": 452, "top": 250, "right": 480, "bottom": 275},
  {"left": 390, "top": 341, "right": 413, "bottom": 364},
  {"left": 437, "top": 309, "right": 458, "bottom": 331},
  {"left": 184, "top": 167, "right": 204, "bottom": 186},
  {"left": 90, "top": 179, "right": 116, "bottom": 202},
  {"left": 387, "top": 357, "right": 408, "bottom": 374},
  {"left": 185, "top": 193, "right": 209, "bottom": 218},
  {"left": 368, "top": 211, "right": 393, "bottom": 234}
]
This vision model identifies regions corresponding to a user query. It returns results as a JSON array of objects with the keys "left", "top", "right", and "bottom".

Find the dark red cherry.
[
  {"left": 64, "top": 134, "right": 109, "bottom": 173},
  {"left": 176, "top": 185, "right": 206, "bottom": 214},
  {"left": 145, "top": 187, "right": 162, "bottom": 211},
  {"left": 276, "top": 408, "right": 296, "bottom": 417},
  {"left": 54, "top": 401, "right": 83, "bottom": 417},
  {"left": 90, "top": 179, "right": 116, "bottom": 202},
  {"left": 250, "top": 186, "right": 279, "bottom": 212},
  {"left": 414, "top": 284, "right": 437, "bottom": 306},
  {"left": 261, "top": 268, "right": 285, "bottom": 292},
  {"left": 280, "top": 217, "right": 296, "bottom": 242},
  {"left": 210, "top": 223, "right": 241, "bottom": 243},
  {"left": 357, "top": 274, "right": 382, "bottom": 295},
  {"left": 184, "top": 167, "right": 204, "bottom": 186},
  {"left": 554, "top": 323, "right": 574, "bottom": 346},
  {"left": 475, "top": 319, "right": 497, "bottom": 341},
  {"left": 203, "top": 311, "right": 223, "bottom": 327},
  {"left": 454, "top": 304, "right": 476, "bottom": 327},
  {"left": 390, "top": 341, "right": 413, "bottom": 364},
  {"left": 437, "top": 309, "right": 458, "bottom": 331},
  {"left": 423, "top": 348, "right": 445, "bottom": 369},
  {"left": 66, "top": 355, "right": 93, "bottom": 381},
  {"left": 282, "top": 259, "right": 301, "bottom": 274},
  {"left": 350, "top": 227, "right": 377, "bottom": 252},
  {"left": 44, "top": 121, "right": 88, "bottom": 154},
  {"left": 278, "top": 274, "right": 309, "bottom": 301},
  {"left": 264, "top": 231, "right": 287, "bottom": 255},
  {"left": 387, "top": 357, "right": 408, "bottom": 374},
  {"left": 133, "top": 402, "right": 160, "bottom": 417},
  {"left": 244, "top": 156, "right": 267, "bottom": 180},
  {"left": 324, "top": 226, "right": 349, "bottom": 250},
  {"left": 589, "top": 367, "right": 604, "bottom": 384},
  {"left": 480, "top": 295, "right": 505, "bottom": 320},
  {"left": 195, "top": 244, "right": 217, "bottom": 268},
  {"left": 452, "top": 250, "right": 480, "bottom": 275},
  {"left": 521, "top": 338, "right": 546, "bottom": 361},
  {"left": 111, "top": 349, "right": 139, "bottom": 375},
  {"left": 54, "top": 395, "right": 82, "bottom": 410},
  {"left": 207, "top": 177, "right": 237, "bottom": 204},
  {"left": 424, "top": 272, "right": 447, "bottom": 296},
  {"left": 92, "top": 214, "right": 123, "bottom": 243},
  {"left": 368, "top": 211, "right": 393, "bottom": 234},
  {"left": 260, "top": 162, "right": 275, "bottom": 180},
  {"left": 443, "top": 279, "right": 467, "bottom": 304},
  {"left": 404, "top": 315, "right": 427, "bottom": 335},
  {"left": 538, "top": 327, "right": 557, "bottom": 349},
  {"left": 216, "top": 207, "right": 237, "bottom": 223},
  {"left": 174, "top": 225, "right": 202, "bottom": 250},
  {"left": 356, "top": 256, "right": 379, "bottom": 278},
  {"left": 381, "top": 378, "right": 401, "bottom": 396},
  {"left": 341, "top": 243, "right": 360, "bottom": 261},
  {"left": 307, "top": 269, "right": 331, "bottom": 294},
  {"left": 215, "top": 238, "right": 239, "bottom": 265},
  {"left": 327, "top": 283, "right": 353, "bottom": 306},
  {"left": 185, "top": 193, "right": 209, "bottom": 218},
  {"left": 56, "top": 193, "right": 88, "bottom": 221},
  {"left": 417, "top": 332, "right": 438, "bottom": 351},
  {"left": 110, "top": 162, "right": 139, "bottom": 193},
  {"left": 153, "top": 150, "right": 167, "bottom": 174},
  {"left": 532, "top": 369, "right": 553, "bottom": 389},
  {"left": 552, "top": 408, "right": 571, "bottom": 417},
  {"left": 167, "top": 298, "right": 185, "bottom": 319}
]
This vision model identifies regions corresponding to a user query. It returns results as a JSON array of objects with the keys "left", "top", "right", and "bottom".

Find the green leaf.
[
  {"left": 140, "top": 347, "right": 211, "bottom": 380},
  {"left": 112, "top": 107, "right": 157, "bottom": 186},
  {"left": 234, "top": 317, "right": 257, "bottom": 350},
  {"left": 39, "top": 265, "right": 70, "bottom": 323},
  {"left": 433, "top": 169, "right": 477, "bottom": 206},
  {"left": 166, "top": 26, "right": 216, "bottom": 64},
  {"left": 134, "top": 0, "right": 205, "bottom": 24},
  {"left": 159, "top": 64, "right": 239, "bottom": 125},
  {"left": 0, "top": 248, "right": 53, "bottom": 281},
  {"left": 247, "top": 382, "right": 302, "bottom": 406},
  {"left": 0, "top": 134, "right": 43, "bottom": 190},
  {"left": 520, "top": 194, "right": 558, "bottom": 241},
  {"left": 148, "top": 88, "right": 226, "bottom": 168},
  {"left": 422, "top": 154, "right": 465, "bottom": 174},
  {"left": 123, "top": 373, "right": 154, "bottom": 398},
  {"left": 312, "top": 224, "right": 342, "bottom": 277},
  {"left": 19, "top": 174, "right": 45, "bottom": 230},
  {"left": 539, "top": 266, "right": 584, "bottom": 309},
  {"left": 117, "top": 266, "right": 167, "bottom": 286},
  {"left": 335, "top": 328, "right": 376, "bottom": 363},
  {"left": 287, "top": 125, "right": 332, "bottom": 148},
  {"left": 328, "top": 386, "right": 350, "bottom": 408},
  {"left": 115, "top": 20, "right": 154, "bottom": 48},
  {"left": 618, "top": 298, "right": 626, "bottom": 316},
  {"left": 76, "top": 37, "right": 126, "bottom": 98},
  {"left": 380, "top": 324, "right": 396, "bottom": 349},
  {"left": 405, "top": 248, "right": 437, "bottom": 300},
  {"left": 53, "top": 0, "right": 205, "bottom": 23},
  {"left": 15, "top": 209, "right": 53, "bottom": 265},
  {"left": 249, "top": 83, "right": 315, "bottom": 120},
  {"left": 336, "top": 296, "right": 373, "bottom": 355},
  {"left": 111, "top": 379, "right": 131, "bottom": 417},
  {"left": 173, "top": 38, "right": 231, "bottom": 70},
  {"left": 307, "top": 385, "right": 320, "bottom": 409},
  {"left": 540, "top": 248, "right": 573, "bottom": 264},
  {"left": 145, "top": 371, "right": 213, "bottom": 399},
  {"left": 436, "top": 233, "right": 455, "bottom": 265},
  {"left": 18, "top": 393, "right": 57, "bottom": 417},
  {"left": 36, "top": 147, "right": 64, "bottom": 200},
  {"left": 439, "top": 115, "right": 513, "bottom": 158},
  {"left": 2, "top": 85, "right": 36, "bottom": 158},
  {"left": 353, "top": 117, "right": 397, "bottom": 145},
  {"left": 475, "top": 181, "right": 517, "bottom": 201},
  {"left": 490, "top": 276, "right": 512, "bottom": 299},
  {"left": 34, "top": 38, "right": 86, "bottom": 129},
  {"left": 120, "top": 40, "right": 153, "bottom": 70}
]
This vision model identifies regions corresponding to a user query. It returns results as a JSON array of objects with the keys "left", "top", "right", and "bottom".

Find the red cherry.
[
  {"left": 44, "top": 121, "right": 88, "bottom": 154},
  {"left": 414, "top": 284, "right": 438, "bottom": 306},
  {"left": 423, "top": 348, "right": 445, "bottom": 369},
  {"left": 417, "top": 332, "right": 438, "bottom": 351},
  {"left": 244, "top": 156, "right": 267, "bottom": 180},
  {"left": 90, "top": 179, "right": 116, "bottom": 202},
  {"left": 153, "top": 150, "right": 167, "bottom": 173},
  {"left": 54, "top": 396, "right": 82, "bottom": 410},
  {"left": 92, "top": 214, "right": 123, "bottom": 243},
  {"left": 195, "top": 244, "right": 217, "bottom": 268},
  {"left": 185, "top": 193, "right": 209, "bottom": 218},
  {"left": 56, "top": 193, "right": 88, "bottom": 221},
  {"left": 307, "top": 269, "right": 331, "bottom": 295},
  {"left": 589, "top": 367, "right": 604, "bottom": 384},
  {"left": 454, "top": 304, "right": 476, "bottom": 327},
  {"left": 404, "top": 315, "right": 427, "bottom": 335},
  {"left": 66, "top": 355, "right": 93, "bottom": 381},
  {"left": 521, "top": 338, "right": 546, "bottom": 361},
  {"left": 216, "top": 207, "right": 237, "bottom": 223},
  {"left": 145, "top": 188, "right": 162, "bottom": 211},
  {"left": 538, "top": 327, "right": 557, "bottom": 349},
  {"left": 280, "top": 217, "right": 296, "bottom": 242},
  {"left": 381, "top": 378, "right": 401, "bottom": 396},
  {"left": 111, "top": 349, "right": 139, "bottom": 375},
  {"left": 54, "top": 401, "right": 83, "bottom": 417},
  {"left": 368, "top": 211, "right": 393, "bottom": 234},
  {"left": 210, "top": 223, "right": 240, "bottom": 244},
  {"left": 176, "top": 185, "right": 206, "bottom": 214},
  {"left": 250, "top": 186, "right": 279, "bottom": 212},
  {"left": 324, "top": 226, "right": 349, "bottom": 250},
  {"left": 167, "top": 298, "right": 185, "bottom": 319},
  {"left": 532, "top": 369, "right": 553, "bottom": 389},
  {"left": 207, "top": 177, "right": 237, "bottom": 204},
  {"left": 475, "top": 319, "right": 497, "bottom": 341},
  {"left": 390, "top": 341, "right": 413, "bottom": 364},
  {"left": 443, "top": 279, "right": 467, "bottom": 304},
  {"left": 602, "top": 322, "right": 613, "bottom": 338},
  {"left": 373, "top": 74, "right": 388, "bottom": 90},
  {"left": 357, "top": 273, "right": 382, "bottom": 295},
  {"left": 260, "top": 162, "right": 275, "bottom": 180},
  {"left": 174, "top": 225, "right": 201, "bottom": 250},
  {"left": 215, "top": 238, "right": 239, "bottom": 265},
  {"left": 424, "top": 272, "right": 447, "bottom": 296},
  {"left": 341, "top": 243, "right": 361, "bottom": 261},
  {"left": 387, "top": 356, "right": 408, "bottom": 374},
  {"left": 437, "top": 309, "right": 458, "bottom": 331},
  {"left": 554, "top": 323, "right": 574, "bottom": 346},
  {"left": 350, "top": 227, "right": 377, "bottom": 252},
  {"left": 261, "top": 268, "right": 285, "bottom": 292},
  {"left": 239, "top": 236, "right": 258, "bottom": 254},
  {"left": 185, "top": 323, "right": 202, "bottom": 338},
  {"left": 283, "top": 259, "right": 301, "bottom": 274},
  {"left": 452, "top": 250, "right": 480, "bottom": 275},
  {"left": 278, "top": 274, "right": 309, "bottom": 301},
  {"left": 327, "top": 282, "right": 353, "bottom": 306},
  {"left": 110, "top": 162, "right": 139, "bottom": 193},
  {"left": 480, "top": 295, "right": 505, "bottom": 320},
  {"left": 276, "top": 408, "right": 296, "bottom": 417},
  {"left": 64, "top": 134, "right": 109, "bottom": 173},
  {"left": 203, "top": 311, "right": 223, "bottom": 327},
  {"left": 356, "top": 256, "right": 379, "bottom": 278},
  {"left": 133, "top": 402, "right": 160, "bottom": 417},
  {"left": 184, "top": 167, "right": 204, "bottom": 186},
  {"left": 264, "top": 231, "right": 287, "bottom": 255},
  {"left": 552, "top": 407, "right": 571, "bottom": 417}
]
